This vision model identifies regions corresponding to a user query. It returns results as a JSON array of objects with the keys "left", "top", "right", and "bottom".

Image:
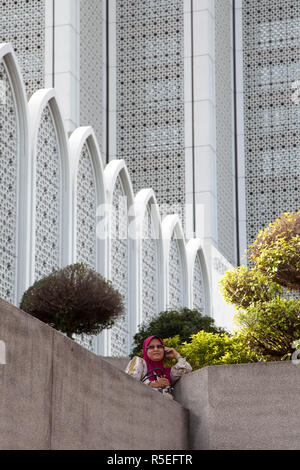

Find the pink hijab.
[{"left": 142, "top": 335, "right": 171, "bottom": 383}]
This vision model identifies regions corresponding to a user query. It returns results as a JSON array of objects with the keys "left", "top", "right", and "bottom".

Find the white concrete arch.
[
  {"left": 69, "top": 126, "right": 106, "bottom": 277},
  {"left": 0, "top": 44, "right": 31, "bottom": 305},
  {"left": 162, "top": 214, "right": 189, "bottom": 310},
  {"left": 186, "top": 238, "right": 211, "bottom": 315},
  {"left": 28, "top": 88, "right": 72, "bottom": 283},
  {"left": 102, "top": 159, "right": 137, "bottom": 356},
  {"left": 134, "top": 188, "right": 165, "bottom": 327}
]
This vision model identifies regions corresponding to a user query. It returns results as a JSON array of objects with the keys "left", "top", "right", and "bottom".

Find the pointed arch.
[
  {"left": 134, "top": 188, "right": 165, "bottom": 326},
  {"left": 28, "top": 88, "right": 72, "bottom": 283},
  {"left": 0, "top": 44, "right": 31, "bottom": 305},
  {"left": 186, "top": 238, "right": 211, "bottom": 315},
  {"left": 162, "top": 215, "right": 189, "bottom": 309},
  {"left": 69, "top": 126, "right": 106, "bottom": 277},
  {"left": 102, "top": 159, "right": 137, "bottom": 356}
]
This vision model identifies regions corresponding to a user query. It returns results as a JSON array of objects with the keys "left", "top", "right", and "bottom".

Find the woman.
[{"left": 125, "top": 335, "right": 192, "bottom": 398}]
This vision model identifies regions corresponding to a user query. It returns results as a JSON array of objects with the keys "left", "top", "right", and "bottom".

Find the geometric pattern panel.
[
  {"left": 74, "top": 142, "right": 98, "bottom": 353},
  {"left": 0, "top": 0, "right": 45, "bottom": 95},
  {"left": 168, "top": 234, "right": 184, "bottom": 309},
  {"left": 0, "top": 61, "right": 18, "bottom": 304},
  {"left": 215, "top": 0, "right": 236, "bottom": 265},
  {"left": 193, "top": 253, "right": 206, "bottom": 314},
  {"left": 110, "top": 175, "right": 129, "bottom": 357},
  {"left": 34, "top": 104, "right": 61, "bottom": 280},
  {"left": 80, "top": 0, "right": 105, "bottom": 157},
  {"left": 116, "top": 0, "right": 185, "bottom": 225},
  {"left": 76, "top": 142, "right": 97, "bottom": 269},
  {"left": 242, "top": 0, "right": 300, "bottom": 247},
  {"left": 141, "top": 206, "right": 159, "bottom": 322}
]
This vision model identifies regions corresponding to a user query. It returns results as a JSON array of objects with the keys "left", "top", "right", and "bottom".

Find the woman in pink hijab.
[{"left": 125, "top": 335, "right": 192, "bottom": 399}]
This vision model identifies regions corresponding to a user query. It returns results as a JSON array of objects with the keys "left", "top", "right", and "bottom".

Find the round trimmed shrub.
[{"left": 20, "top": 263, "right": 124, "bottom": 339}]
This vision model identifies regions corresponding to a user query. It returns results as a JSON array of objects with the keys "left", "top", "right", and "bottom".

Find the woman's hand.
[
  {"left": 149, "top": 377, "right": 170, "bottom": 389},
  {"left": 164, "top": 347, "right": 181, "bottom": 360}
]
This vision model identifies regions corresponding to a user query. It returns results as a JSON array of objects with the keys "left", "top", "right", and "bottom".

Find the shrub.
[
  {"left": 130, "top": 307, "right": 225, "bottom": 358},
  {"left": 162, "top": 332, "right": 256, "bottom": 370},
  {"left": 20, "top": 263, "right": 124, "bottom": 339},
  {"left": 220, "top": 210, "right": 300, "bottom": 362},
  {"left": 235, "top": 297, "right": 300, "bottom": 360},
  {"left": 248, "top": 211, "right": 300, "bottom": 292},
  {"left": 220, "top": 265, "right": 282, "bottom": 309}
]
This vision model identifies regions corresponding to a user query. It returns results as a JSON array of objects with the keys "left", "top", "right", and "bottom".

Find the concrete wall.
[
  {"left": 1, "top": 296, "right": 300, "bottom": 450},
  {"left": 0, "top": 299, "right": 188, "bottom": 450},
  {"left": 174, "top": 362, "right": 300, "bottom": 450}
]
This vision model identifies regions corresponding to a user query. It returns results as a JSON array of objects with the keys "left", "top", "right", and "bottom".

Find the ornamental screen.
[
  {"left": 215, "top": 0, "right": 236, "bottom": 265},
  {"left": 110, "top": 175, "right": 129, "bottom": 356},
  {"left": 34, "top": 104, "right": 61, "bottom": 280},
  {"left": 193, "top": 253, "right": 206, "bottom": 314},
  {"left": 168, "top": 234, "right": 183, "bottom": 309},
  {"left": 76, "top": 143, "right": 97, "bottom": 270},
  {"left": 141, "top": 206, "right": 159, "bottom": 322},
  {"left": 116, "top": 0, "right": 185, "bottom": 224},
  {"left": 0, "top": 60, "right": 18, "bottom": 304},
  {"left": 80, "top": 0, "right": 105, "bottom": 157},
  {"left": 0, "top": 0, "right": 45, "bottom": 95},
  {"left": 242, "top": 0, "right": 300, "bottom": 248}
]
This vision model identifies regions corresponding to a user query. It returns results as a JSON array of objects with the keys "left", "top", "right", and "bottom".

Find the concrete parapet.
[
  {"left": 0, "top": 299, "right": 188, "bottom": 450},
  {"left": 174, "top": 361, "right": 300, "bottom": 450}
]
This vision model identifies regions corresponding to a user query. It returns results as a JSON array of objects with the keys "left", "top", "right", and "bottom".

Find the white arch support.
[
  {"left": 186, "top": 238, "right": 211, "bottom": 316},
  {"left": 0, "top": 44, "right": 31, "bottom": 305},
  {"left": 102, "top": 159, "right": 137, "bottom": 356},
  {"left": 28, "top": 88, "right": 72, "bottom": 284},
  {"left": 69, "top": 126, "right": 106, "bottom": 277},
  {"left": 134, "top": 188, "right": 165, "bottom": 327},
  {"left": 162, "top": 214, "right": 189, "bottom": 310}
]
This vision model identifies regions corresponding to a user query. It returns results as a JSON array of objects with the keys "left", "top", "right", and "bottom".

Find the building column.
[
  {"left": 184, "top": 0, "right": 218, "bottom": 246},
  {"left": 45, "top": 0, "right": 80, "bottom": 133}
]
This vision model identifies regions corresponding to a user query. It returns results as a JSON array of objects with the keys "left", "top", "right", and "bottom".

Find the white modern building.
[{"left": 1, "top": 0, "right": 297, "bottom": 356}]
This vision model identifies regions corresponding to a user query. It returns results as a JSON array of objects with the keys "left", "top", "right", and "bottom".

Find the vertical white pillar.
[
  {"left": 184, "top": 0, "right": 218, "bottom": 246},
  {"left": 45, "top": 0, "right": 80, "bottom": 133}
]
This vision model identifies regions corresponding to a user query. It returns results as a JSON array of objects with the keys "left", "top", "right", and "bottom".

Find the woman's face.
[{"left": 147, "top": 337, "right": 165, "bottom": 362}]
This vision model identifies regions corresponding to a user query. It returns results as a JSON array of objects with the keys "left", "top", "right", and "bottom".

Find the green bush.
[
  {"left": 220, "top": 265, "right": 282, "bottom": 309},
  {"left": 235, "top": 297, "right": 300, "bottom": 360},
  {"left": 249, "top": 211, "right": 300, "bottom": 293},
  {"left": 220, "top": 210, "right": 300, "bottom": 362},
  {"left": 162, "top": 332, "right": 256, "bottom": 370},
  {"left": 130, "top": 307, "right": 225, "bottom": 358},
  {"left": 20, "top": 263, "right": 124, "bottom": 339}
]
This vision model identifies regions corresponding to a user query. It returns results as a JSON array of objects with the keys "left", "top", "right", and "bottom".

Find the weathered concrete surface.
[
  {"left": 174, "top": 362, "right": 300, "bottom": 450},
  {"left": 102, "top": 357, "right": 129, "bottom": 372},
  {"left": 0, "top": 299, "right": 53, "bottom": 450},
  {"left": 51, "top": 337, "right": 188, "bottom": 450},
  {"left": 0, "top": 299, "right": 189, "bottom": 450}
]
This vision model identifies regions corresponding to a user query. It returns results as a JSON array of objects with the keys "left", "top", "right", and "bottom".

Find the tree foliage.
[
  {"left": 162, "top": 332, "right": 256, "bottom": 370},
  {"left": 20, "top": 263, "right": 124, "bottom": 339},
  {"left": 220, "top": 210, "right": 300, "bottom": 361},
  {"left": 130, "top": 307, "right": 225, "bottom": 358},
  {"left": 236, "top": 298, "right": 300, "bottom": 360},
  {"left": 220, "top": 265, "right": 282, "bottom": 309},
  {"left": 248, "top": 211, "right": 300, "bottom": 292}
]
